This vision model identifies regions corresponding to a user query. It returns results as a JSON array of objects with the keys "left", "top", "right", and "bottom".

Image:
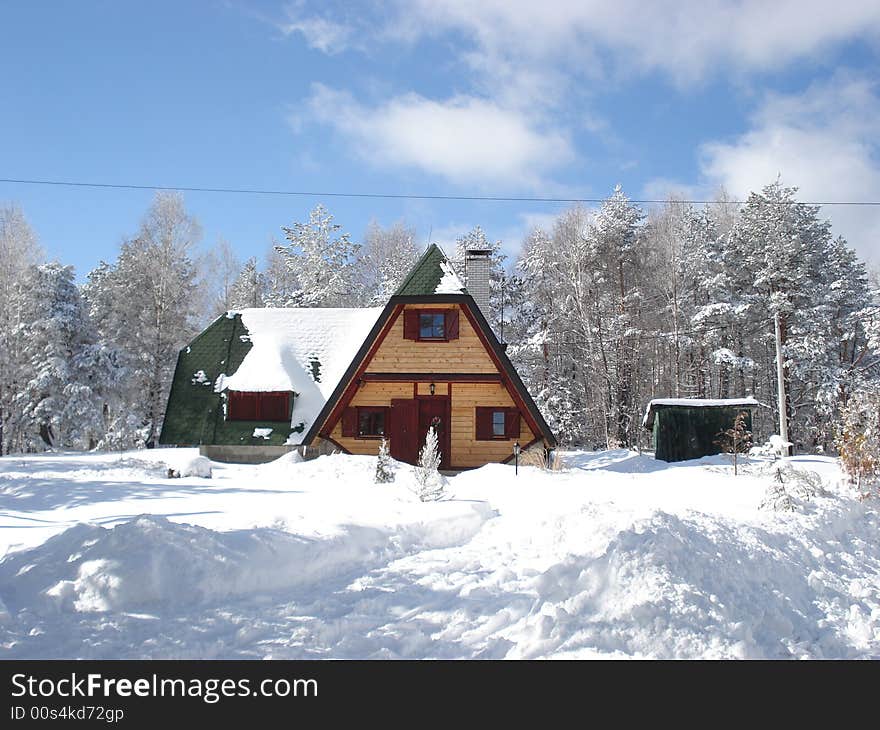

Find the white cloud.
[
  {"left": 277, "top": 3, "right": 353, "bottom": 53},
  {"left": 300, "top": 84, "right": 573, "bottom": 189},
  {"left": 391, "top": 0, "right": 880, "bottom": 87},
  {"left": 699, "top": 75, "right": 880, "bottom": 262}
]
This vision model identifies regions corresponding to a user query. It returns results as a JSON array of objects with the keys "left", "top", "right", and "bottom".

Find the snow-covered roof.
[
  {"left": 217, "top": 307, "right": 384, "bottom": 436},
  {"left": 643, "top": 397, "right": 762, "bottom": 429},
  {"left": 434, "top": 261, "right": 466, "bottom": 294}
]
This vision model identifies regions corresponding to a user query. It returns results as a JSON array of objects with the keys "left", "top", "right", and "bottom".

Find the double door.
[{"left": 388, "top": 396, "right": 450, "bottom": 469}]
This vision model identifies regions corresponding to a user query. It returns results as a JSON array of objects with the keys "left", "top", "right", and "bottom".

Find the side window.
[
  {"left": 491, "top": 410, "right": 506, "bottom": 437},
  {"left": 356, "top": 407, "right": 388, "bottom": 437},
  {"left": 419, "top": 312, "right": 446, "bottom": 339},
  {"left": 476, "top": 406, "right": 520, "bottom": 440}
]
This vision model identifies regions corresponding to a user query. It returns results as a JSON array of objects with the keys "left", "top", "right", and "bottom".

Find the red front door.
[
  {"left": 388, "top": 396, "right": 451, "bottom": 468},
  {"left": 389, "top": 398, "right": 418, "bottom": 464}
]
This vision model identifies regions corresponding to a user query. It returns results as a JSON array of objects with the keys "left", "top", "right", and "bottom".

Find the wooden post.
[{"left": 774, "top": 311, "right": 792, "bottom": 455}]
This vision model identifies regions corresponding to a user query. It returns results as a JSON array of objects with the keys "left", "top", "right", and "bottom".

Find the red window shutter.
[
  {"left": 260, "top": 393, "right": 289, "bottom": 421},
  {"left": 403, "top": 310, "right": 420, "bottom": 340},
  {"left": 475, "top": 407, "right": 491, "bottom": 440},
  {"left": 445, "top": 309, "right": 459, "bottom": 340},
  {"left": 505, "top": 409, "right": 521, "bottom": 439},
  {"left": 229, "top": 391, "right": 257, "bottom": 420},
  {"left": 341, "top": 407, "right": 357, "bottom": 437}
]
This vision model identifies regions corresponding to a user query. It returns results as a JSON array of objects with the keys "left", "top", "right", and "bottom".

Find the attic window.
[
  {"left": 403, "top": 309, "right": 460, "bottom": 341},
  {"left": 227, "top": 391, "right": 290, "bottom": 422},
  {"left": 420, "top": 313, "right": 445, "bottom": 339}
]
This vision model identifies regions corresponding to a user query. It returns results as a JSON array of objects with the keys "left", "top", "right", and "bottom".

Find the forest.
[{"left": 1, "top": 180, "right": 877, "bottom": 461}]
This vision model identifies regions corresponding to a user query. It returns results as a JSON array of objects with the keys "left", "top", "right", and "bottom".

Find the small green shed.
[{"left": 642, "top": 397, "right": 760, "bottom": 462}]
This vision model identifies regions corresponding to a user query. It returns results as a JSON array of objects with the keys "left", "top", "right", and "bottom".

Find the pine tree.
[
  {"left": 0, "top": 204, "right": 43, "bottom": 455},
  {"left": 262, "top": 246, "right": 298, "bottom": 308},
  {"left": 274, "top": 204, "right": 361, "bottom": 307},
  {"left": 9, "top": 263, "right": 110, "bottom": 450},
  {"left": 414, "top": 426, "right": 444, "bottom": 501},
  {"left": 375, "top": 437, "right": 394, "bottom": 483},
  {"left": 450, "top": 226, "right": 507, "bottom": 331}
]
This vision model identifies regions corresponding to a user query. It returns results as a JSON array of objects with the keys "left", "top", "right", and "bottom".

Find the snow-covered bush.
[
  {"left": 166, "top": 455, "right": 212, "bottom": 479},
  {"left": 759, "top": 463, "right": 824, "bottom": 512},
  {"left": 834, "top": 388, "right": 880, "bottom": 494},
  {"left": 375, "top": 437, "right": 394, "bottom": 484},
  {"left": 749, "top": 435, "right": 793, "bottom": 461},
  {"left": 414, "top": 426, "right": 445, "bottom": 502}
]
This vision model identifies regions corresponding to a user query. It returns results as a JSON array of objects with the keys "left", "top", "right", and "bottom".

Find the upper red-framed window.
[
  {"left": 419, "top": 312, "right": 446, "bottom": 339},
  {"left": 403, "top": 308, "right": 460, "bottom": 342}
]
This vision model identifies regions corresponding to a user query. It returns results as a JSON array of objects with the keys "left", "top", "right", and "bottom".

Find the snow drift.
[{"left": 0, "top": 507, "right": 490, "bottom": 616}]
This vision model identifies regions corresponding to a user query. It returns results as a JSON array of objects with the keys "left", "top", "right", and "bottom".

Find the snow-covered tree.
[
  {"left": 84, "top": 191, "right": 202, "bottom": 448},
  {"left": 414, "top": 426, "right": 444, "bottom": 501},
  {"left": 356, "top": 221, "right": 419, "bottom": 305},
  {"left": 835, "top": 387, "right": 880, "bottom": 493},
  {"left": 262, "top": 245, "right": 298, "bottom": 308},
  {"left": 200, "top": 237, "right": 240, "bottom": 318},
  {"left": 0, "top": 204, "right": 44, "bottom": 455},
  {"left": 229, "top": 257, "right": 265, "bottom": 309},
  {"left": 274, "top": 204, "right": 361, "bottom": 307},
  {"left": 450, "top": 226, "right": 507, "bottom": 332},
  {"left": 8, "top": 263, "right": 110, "bottom": 450},
  {"left": 375, "top": 437, "right": 394, "bottom": 483}
]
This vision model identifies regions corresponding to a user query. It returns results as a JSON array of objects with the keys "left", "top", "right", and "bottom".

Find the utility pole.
[{"left": 774, "top": 311, "right": 792, "bottom": 455}]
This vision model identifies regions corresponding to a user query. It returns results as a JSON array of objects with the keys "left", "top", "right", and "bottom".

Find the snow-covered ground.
[{"left": 0, "top": 448, "right": 877, "bottom": 659}]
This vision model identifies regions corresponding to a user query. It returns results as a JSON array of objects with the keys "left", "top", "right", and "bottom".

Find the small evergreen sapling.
[
  {"left": 715, "top": 410, "right": 752, "bottom": 475},
  {"left": 415, "top": 426, "right": 444, "bottom": 501},
  {"left": 375, "top": 437, "right": 394, "bottom": 483}
]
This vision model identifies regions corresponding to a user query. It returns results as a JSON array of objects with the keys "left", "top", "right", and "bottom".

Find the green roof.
[
  {"left": 394, "top": 243, "right": 453, "bottom": 296},
  {"left": 159, "top": 313, "right": 301, "bottom": 447}
]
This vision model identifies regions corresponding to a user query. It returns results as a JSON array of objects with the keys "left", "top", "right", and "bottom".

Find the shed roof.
[{"left": 642, "top": 397, "right": 762, "bottom": 430}]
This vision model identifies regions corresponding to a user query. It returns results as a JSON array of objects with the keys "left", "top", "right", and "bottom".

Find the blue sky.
[{"left": 2, "top": 0, "right": 879, "bottom": 277}]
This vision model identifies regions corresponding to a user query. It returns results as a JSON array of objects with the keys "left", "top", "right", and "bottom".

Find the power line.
[{"left": 2, "top": 177, "right": 880, "bottom": 207}]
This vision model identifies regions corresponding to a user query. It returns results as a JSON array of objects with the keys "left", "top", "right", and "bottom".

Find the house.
[
  {"left": 642, "top": 397, "right": 760, "bottom": 462},
  {"left": 160, "top": 244, "right": 557, "bottom": 467}
]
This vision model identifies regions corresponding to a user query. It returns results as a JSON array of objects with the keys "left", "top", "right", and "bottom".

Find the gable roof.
[
  {"left": 394, "top": 243, "right": 458, "bottom": 296},
  {"left": 302, "top": 292, "right": 558, "bottom": 448},
  {"left": 218, "top": 307, "right": 384, "bottom": 435}
]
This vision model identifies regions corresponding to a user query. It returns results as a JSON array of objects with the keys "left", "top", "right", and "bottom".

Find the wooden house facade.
[{"left": 161, "top": 244, "right": 556, "bottom": 467}]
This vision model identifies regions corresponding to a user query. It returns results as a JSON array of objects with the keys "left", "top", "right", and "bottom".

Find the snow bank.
[
  {"left": 517, "top": 504, "right": 880, "bottom": 659},
  {"left": 165, "top": 454, "right": 212, "bottom": 478},
  {"left": 0, "top": 505, "right": 491, "bottom": 616}
]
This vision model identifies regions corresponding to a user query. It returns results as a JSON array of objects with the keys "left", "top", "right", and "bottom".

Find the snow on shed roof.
[
  {"left": 218, "top": 307, "right": 384, "bottom": 436},
  {"left": 642, "top": 397, "right": 762, "bottom": 430}
]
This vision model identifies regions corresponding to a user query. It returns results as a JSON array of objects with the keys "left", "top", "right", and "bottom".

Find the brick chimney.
[{"left": 464, "top": 248, "right": 491, "bottom": 315}]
